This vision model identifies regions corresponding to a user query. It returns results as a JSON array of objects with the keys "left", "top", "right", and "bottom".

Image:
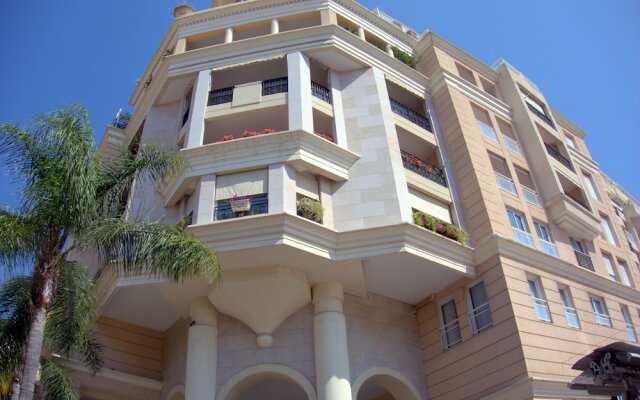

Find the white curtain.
[{"left": 215, "top": 169, "right": 268, "bottom": 200}]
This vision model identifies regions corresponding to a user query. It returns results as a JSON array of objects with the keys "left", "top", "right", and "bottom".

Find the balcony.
[
  {"left": 547, "top": 193, "right": 600, "bottom": 240},
  {"left": 545, "top": 143, "right": 574, "bottom": 172},
  {"left": 111, "top": 111, "right": 130, "bottom": 130},
  {"left": 208, "top": 87, "right": 234, "bottom": 106},
  {"left": 574, "top": 250, "right": 595, "bottom": 272},
  {"left": 262, "top": 77, "right": 288, "bottom": 96},
  {"left": 522, "top": 185, "right": 542, "bottom": 207},
  {"left": 401, "top": 151, "right": 446, "bottom": 187},
  {"left": 390, "top": 98, "right": 432, "bottom": 132},
  {"left": 564, "top": 191, "right": 590, "bottom": 211},
  {"left": 214, "top": 195, "right": 268, "bottom": 221},
  {"left": 527, "top": 102, "right": 555, "bottom": 128},
  {"left": 311, "top": 81, "right": 331, "bottom": 103}
]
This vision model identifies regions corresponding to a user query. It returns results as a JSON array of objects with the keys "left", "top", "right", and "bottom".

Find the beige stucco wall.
[{"left": 160, "top": 318, "right": 189, "bottom": 399}]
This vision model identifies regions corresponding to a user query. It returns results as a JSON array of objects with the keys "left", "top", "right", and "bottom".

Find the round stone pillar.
[
  {"left": 313, "top": 282, "right": 352, "bottom": 400},
  {"left": 185, "top": 297, "right": 218, "bottom": 400}
]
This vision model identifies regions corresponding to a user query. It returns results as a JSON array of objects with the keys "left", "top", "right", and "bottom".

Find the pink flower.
[
  {"left": 262, "top": 128, "right": 275, "bottom": 134},
  {"left": 221, "top": 135, "right": 234, "bottom": 141}
]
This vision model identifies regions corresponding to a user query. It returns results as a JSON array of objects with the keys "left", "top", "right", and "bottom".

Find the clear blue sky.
[{"left": 0, "top": 0, "right": 638, "bottom": 207}]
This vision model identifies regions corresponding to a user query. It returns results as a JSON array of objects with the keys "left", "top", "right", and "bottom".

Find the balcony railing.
[
  {"left": 527, "top": 102, "right": 555, "bottom": 128},
  {"left": 214, "top": 196, "right": 268, "bottom": 221},
  {"left": 469, "top": 303, "right": 493, "bottom": 335},
  {"left": 389, "top": 98, "right": 433, "bottom": 132},
  {"left": 574, "top": 250, "right": 594, "bottom": 271},
  {"left": 495, "top": 172, "right": 517, "bottom": 196},
  {"left": 563, "top": 306, "right": 580, "bottom": 329},
  {"left": 532, "top": 297, "right": 552, "bottom": 322},
  {"left": 564, "top": 192, "right": 590, "bottom": 211},
  {"left": 545, "top": 143, "right": 574, "bottom": 171},
  {"left": 440, "top": 320, "right": 462, "bottom": 349},
  {"left": 477, "top": 120, "right": 498, "bottom": 142},
  {"left": 512, "top": 227, "right": 535, "bottom": 248},
  {"left": 594, "top": 312, "right": 611, "bottom": 326},
  {"left": 539, "top": 239, "right": 559, "bottom": 258},
  {"left": 208, "top": 87, "right": 234, "bottom": 106},
  {"left": 262, "top": 77, "right": 288, "bottom": 96},
  {"left": 311, "top": 81, "right": 332, "bottom": 103},
  {"left": 503, "top": 135, "right": 522, "bottom": 155},
  {"left": 111, "top": 111, "right": 131, "bottom": 130},
  {"left": 522, "top": 186, "right": 542, "bottom": 207},
  {"left": 400, "top": 151, "right": 446, "bottom": 187}
]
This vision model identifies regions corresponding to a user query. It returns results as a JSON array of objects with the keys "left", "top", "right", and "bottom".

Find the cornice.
[
  {"left": 569, "top": 147, "right": 599, "bottom": 173},
  {"left": 430, "top": 68, "right": 512, "bottom": 120},
  {"left": 475, "top": 235, "right": 640, "bottom": 303},
  {"left": 416, "top": 31, "right": 500, "bottom": 82},
  {"left": 56, "top": 357, "right": 163, "bottom": 391}
]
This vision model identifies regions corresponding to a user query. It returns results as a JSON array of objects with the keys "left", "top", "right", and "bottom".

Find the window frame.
[
  {"left": 527, "top": 276, "right": 552, "bottom": 322},
  {"left": 621, "top": 305, "right": 637, "bottom": 342},
  {"left": 582, "top": 172, "right": 599, "bottom": 201},
  {"left": 466, "top": 279, "right": 493, "bottom": 335},
  {"left": 602, "top": 253, "right": 618, "bottom": 282},
  {"left": 438, "top": 296, "right": 462, "bottom": 350},
  {"left": 600, "top": 215, "right": 618, "bottom": 246},
  {"left": 558, "top": 286, "right": 580, "bottom": 329},
  {"left": 589, "top": 296, "right": 612, "bottom": 327}
]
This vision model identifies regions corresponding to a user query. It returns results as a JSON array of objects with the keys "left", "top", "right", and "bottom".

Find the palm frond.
[
  {"left": 0, "top": 209, "right": 36, "bottom": 271},
  {"left": 45, "top": 262, "right": 101, "bottom": 373},
  {"left": 95, "top": 143, "right": 184, "bottom": 218},
  {"left": 39, "top": 358, "right": 77, "bottom": 400},
  {"left": 84, "top": 218, "right": 220, "bottom": 284},
  {"left": 0, "top": 277, "right": 32, "bottom": 387}
]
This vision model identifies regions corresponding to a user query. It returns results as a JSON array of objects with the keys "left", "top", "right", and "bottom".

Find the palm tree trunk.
[
  {"left": 18, "top": 272, "right": 53, "bottom": 400},
  {"left": 10, "top": 378, "right": 20, "bottom": 400}
]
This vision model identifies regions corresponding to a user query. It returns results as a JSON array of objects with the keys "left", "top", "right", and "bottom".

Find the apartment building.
[{"left": 77, "top": 0, "right": 640, "bottom": 399}]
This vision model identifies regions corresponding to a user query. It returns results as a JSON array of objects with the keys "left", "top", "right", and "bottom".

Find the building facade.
[{"left": 76, "top": 0, "right": 640, "bottom": 399}]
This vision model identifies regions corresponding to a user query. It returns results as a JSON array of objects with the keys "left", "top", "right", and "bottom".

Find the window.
[
  {"left": 456, "top": 62, "right": 477, "bottom": 85},
  {"left": 570, "top": 237, "right": 586, "bottom": 254},
  {"left": 611, "top": 201, "right": 624, "bottom": 217},
  {"left": 440, "top": 299, "right": 462, "bottom": 349},
  {"left": 590, "top": 296, "right": 611, "bottom": 326},
  {"left": 602, "top": 254, "right": 618, "bottom": 281},
  {"left": 625, "top": 229, "right": 639, "bottom": 252},
  {"left": 214, "top": 170, "right": 269, "bottom": 220},
  {"left": 507, "top": 209, "right": 534, "bottom": 248},
  {"left": 583, "top": 173, "right": 599, "bottom": 200},
  {"left": 524, "top": 95, "right": 545, "bottom": 115},
  {"left": 601, "top": 215, "right": 618, "bottom": 246},
  {"left": 565, "top": 134, "right": 577, "bottom": 149},
  {"left": 621, "top": 306, "right": 637, "bottom": 342},
  {"left": 488, "top": 153, "right": 516, "bottom": 196},
  {"left": 534, "top": 222, "right": 559, "bottom": 257},
  {"left": 472, "top": 105, "right": 498, "bottom": 141},
  {"left": 468, "top": 282, "right": 492, "bottom": 334},
  {"left": 515, "top": 167, "right": 541, "bottom": 207},
  {"left": 480, "top": 77, "right": 498, "bottom": 98},
  {"left": 558, "top": 287, "right": 580, "bottom": 329},
  {"left": 618, "top": 260, "right": 632, "bottom": 287},
  {"left": 570, "top": 237, "right": 594, "bottom": 271},
  {"left": 527, "top": 277, "right": 551, "bottom": 322}
]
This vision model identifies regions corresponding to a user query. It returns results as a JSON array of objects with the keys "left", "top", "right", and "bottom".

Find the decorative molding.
[
  {"left": 479, "top": 376, "right": 609, "bottom": 400},
  {"left": 56, "top": 356, "right": 163, "bottom": 391},
  {"left": 475, "top": 235, "right": 640, "bottom": 303}
]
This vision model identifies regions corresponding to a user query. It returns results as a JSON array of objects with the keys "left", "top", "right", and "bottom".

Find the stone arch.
[
  {"left": 217, "top": 364, "right": 316, "bottom": 400},
  {"left": 352, "top": 367, "right": 422, "bottom": 400},
  {"left": 167, "top": 384, "right": 185, "bottom": 400}
]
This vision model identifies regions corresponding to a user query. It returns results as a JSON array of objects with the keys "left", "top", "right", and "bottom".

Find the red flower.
[
  {"left": 262, "top": 128, "right": 275, "bottom": 134},
  {"left": 221, "top": 135, "right": 234, "bottom": 141}
]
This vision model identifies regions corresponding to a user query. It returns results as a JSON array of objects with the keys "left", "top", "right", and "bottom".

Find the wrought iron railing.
[
  {"left": 214, "top": 196, "right": 268, "bottom": 221},
  {"left": 389, "top": 98, "right": 433, "bottom": 132},
  {"left": 208, "top": 87, "right": 234, "bottom": 106},
  {"left": 574, "top": 250, "right": 594, "bottom": 271},
  {"left": 545, "top": 143, "right": 574, "bottom": 171},
  {"left": 311, "top": 81, "right": 332, "bottom": 103},
  {"left": 262, "top": 77, "right": 288, "bottom": 96},
  {"left": 400, "top": 151, "right": 446, "bottom": 187},
  {"left": 527, "top": 102, "right": 555, "bottom": 128},
  {"left": 564, "top": 192, "right": 590, "bottom": 211}
]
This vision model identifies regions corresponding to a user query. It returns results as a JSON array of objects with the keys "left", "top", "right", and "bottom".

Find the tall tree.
[{"left": 0, "top": 105, "right": 220, "bottom": 399}]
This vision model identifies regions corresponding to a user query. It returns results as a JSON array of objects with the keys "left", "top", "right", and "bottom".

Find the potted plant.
[
  {"left": 230, "top": 196, "right": 251, "bottom": 212},
  {"left": 297, "top": 196, "right": 323, "bottom": 223},
  {"left": 173, "top": 2, "right": 195, "bottom": 18}
]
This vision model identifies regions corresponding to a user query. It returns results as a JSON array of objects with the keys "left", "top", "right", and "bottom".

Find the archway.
[
  {"left": 167, "top": 384, "right": 185, "bottom": 400},
  {"left": 217, "top": 364, "right": 316, "bottom": 400},
  {"left": 352, "top": 367, "right": 422, "bottom": 400}
]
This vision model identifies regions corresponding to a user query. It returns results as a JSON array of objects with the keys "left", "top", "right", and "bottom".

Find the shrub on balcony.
[
  {"left": 315, "top": 132, "right": 335, "bottom": 143},
  {"left": 341, "top": 25, "right": 358, "bottom": 35},
  {"left": 412, "top": 210, "right": 468, "bottom": 244},
  {"left": 391, "top": 46, "right": 416, "bottom": 69},
  {"left": 297, "top": 196, "right": 323, "bottom": 223},
  {"left": 366, "top": 36, "right": 387, "bottom": 52}
]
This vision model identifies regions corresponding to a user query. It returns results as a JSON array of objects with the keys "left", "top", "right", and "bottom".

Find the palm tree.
[{"left": 0, "top": 105, "right": 221, "bottom": 399}]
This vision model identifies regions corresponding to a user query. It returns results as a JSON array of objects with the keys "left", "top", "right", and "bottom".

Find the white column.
[
  {"left": 385, "top": 43, "right": 394, "bottom": 57},
  {"left": 224, "top": 27, "right": 233, "bottom": 43},
  {"left": 184, "top": 70, "right": 211, "bottom": 148},
  {"left": 268, "top": 163, "right": 296, "bottom": 215},
  {"left": 357, "top": 27, "right": 365, "bottom": 40},
  {"left": 174, "top": 37, "right": 187, "bottom": 55},
  {"left": 185, "top": 297, "right": 218, "bottom": 400},
  {"left": 270, "top": 18, "right": 279, "bottom": 34},
  {"left": 192, "top": 175, "right": 216, "bottom": 224},
  {"left": 328, "top": 70, "right": 347, "bottom": 149},
  {"left": 313, "top": 282, "right": 352, "bottom": 400},
  {"left": 287, "top": 52, "right": 313, "bottom": 133}
]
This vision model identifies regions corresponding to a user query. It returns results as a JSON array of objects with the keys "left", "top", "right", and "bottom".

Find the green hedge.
[
  {"left": 391, "top": 46, "right": 416, "bottom": 69},
  {"left": 297, "top": 196, "right": 323, "bottom": 223}
]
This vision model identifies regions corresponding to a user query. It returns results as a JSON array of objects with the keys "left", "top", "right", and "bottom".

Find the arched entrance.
[
  {"left": 352, "top": 367, "right": 422, "bottom": 400},
  {"left": 217, "top": 364, "right": 316, "bottom": 400}
]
